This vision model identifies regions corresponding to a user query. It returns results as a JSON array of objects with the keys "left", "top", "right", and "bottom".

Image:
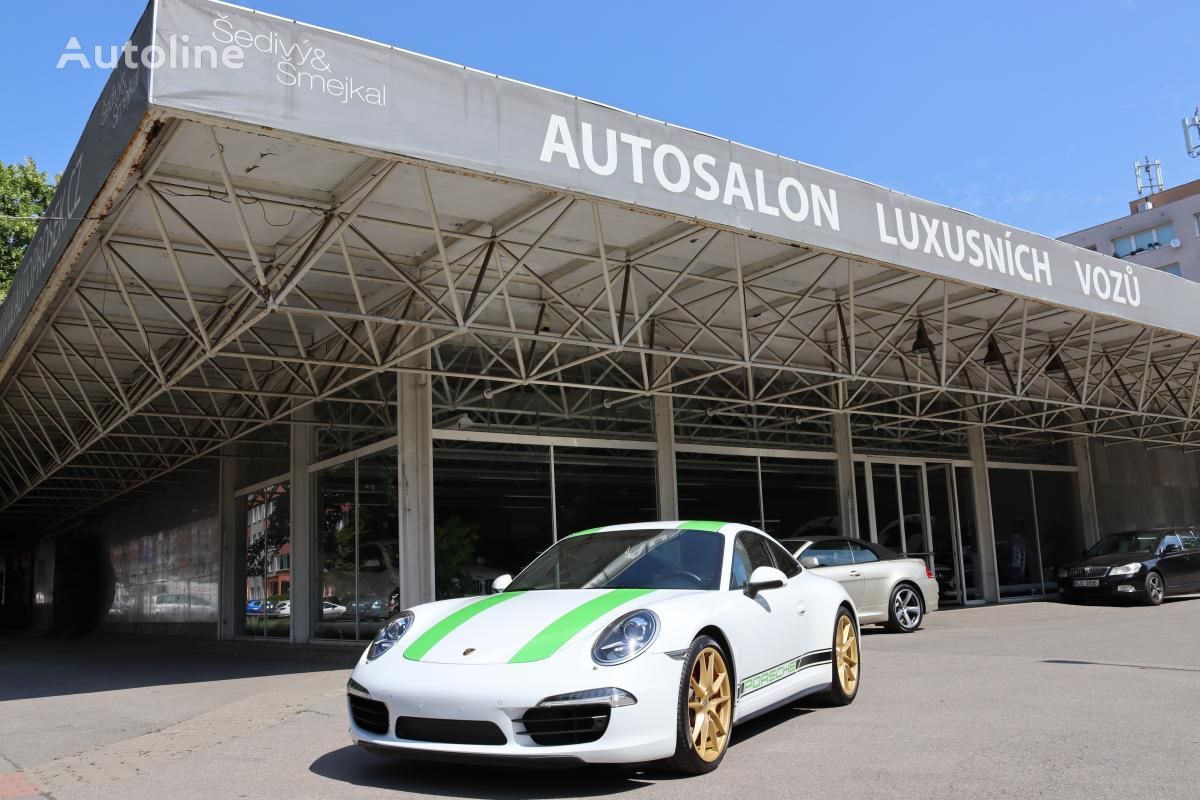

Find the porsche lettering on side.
[{"left": 346, "top": 521, "right": 860, "bottom": 773}]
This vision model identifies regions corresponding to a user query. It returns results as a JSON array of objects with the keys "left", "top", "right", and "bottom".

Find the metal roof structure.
[{"left": 3, "top": 0, "right": 1200, "bottom": 530}]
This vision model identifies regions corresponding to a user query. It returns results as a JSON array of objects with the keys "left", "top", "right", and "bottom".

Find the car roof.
[
  {"left": 784, "top": 535, "right": 903, "bottom": 559},
  {"left": 1109, "top": 528, "right": 1190, "bottom": 535},
  {"left": 570, "top": 520, "right": 763, "bottom": 537}
]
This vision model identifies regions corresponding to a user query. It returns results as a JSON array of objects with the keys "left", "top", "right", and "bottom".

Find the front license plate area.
[{"left": 1073, "top": 579, "right": 1099, "bottom": 588}]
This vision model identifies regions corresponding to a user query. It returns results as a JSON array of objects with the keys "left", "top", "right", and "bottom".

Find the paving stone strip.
[{"left": 24, "top": 674, "right": 344, "bottom": 794}]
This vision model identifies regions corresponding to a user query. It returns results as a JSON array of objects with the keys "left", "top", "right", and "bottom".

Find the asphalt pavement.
[{"left": 1, "top": 597, "right": 1198, "bottom": 800}]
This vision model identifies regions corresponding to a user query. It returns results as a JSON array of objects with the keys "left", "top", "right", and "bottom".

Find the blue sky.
[{"left": 3, "top": 0, "right": 1199, "bottom": 237}]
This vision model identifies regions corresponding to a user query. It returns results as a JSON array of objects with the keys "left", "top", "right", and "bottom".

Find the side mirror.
[
  {"left": 491, "top": 574, "right": 513, "bottom": 593},
  {"left": 746, "top": 566, "right": 787, "bottom": 597},
  {"left": 1162, "top": 543, "right": 1181, "bottom": 555},
  {"left": 799, "top": 556, "right": 820, "bottom": 569}
]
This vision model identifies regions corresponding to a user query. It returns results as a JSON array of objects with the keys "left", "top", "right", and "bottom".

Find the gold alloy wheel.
[
  {"left": 835, "top": 615, "right": 860, "bottom": 696},
  {"left": 687, "top": 646, "right": 732, "bottom": 762}
]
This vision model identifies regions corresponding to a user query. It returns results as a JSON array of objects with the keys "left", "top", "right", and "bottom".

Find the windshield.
[
  {"left": 507, "top": 528, "right": 725, "bottom": 591},
  {"left": 1087, "top": 532, "right": 1160, "bottom": 556}
]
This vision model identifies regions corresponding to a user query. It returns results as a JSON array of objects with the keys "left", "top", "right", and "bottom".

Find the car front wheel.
[
  {"left": 666, "top": 635, "right": 733, "bottom": 774},
  {"left": 1144, "top": 571, "right": 1165, "bottom": 606}
]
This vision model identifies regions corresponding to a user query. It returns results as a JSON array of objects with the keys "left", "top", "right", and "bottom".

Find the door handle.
[
  {"left": 796, "top": 602, "right": 807, "bottom": 616},
  {"left": 848, "top": 569, "right": 861, "bottom": 577}
]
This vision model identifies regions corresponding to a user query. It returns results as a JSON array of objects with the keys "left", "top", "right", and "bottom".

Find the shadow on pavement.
[
  {"left": 0, "top": 633, "right": 359, "bottom": 701},
  {"left": 310, "top": 746, "right": 657, "bottom": 798},
  {"left": 310, "top": 701, "right": 825, "bottom": 796}
]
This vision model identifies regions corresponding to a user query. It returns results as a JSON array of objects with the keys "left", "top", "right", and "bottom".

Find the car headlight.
[
  {"left": 1108, "top": 563, "right": 1142, "bottom": 577},
  {"left": 367, "top": 611, "right": 414, "bottom": 661},
  {"left": 592, "top": 609, "right": 659, "bottom": 666}
]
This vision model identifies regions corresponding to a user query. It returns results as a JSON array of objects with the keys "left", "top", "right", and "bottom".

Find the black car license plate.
[{"left": 1073, "top": 579, "right": 1099, "bottom": 588}]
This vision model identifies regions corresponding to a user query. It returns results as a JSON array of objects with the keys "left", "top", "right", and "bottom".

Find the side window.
[
  {"left": 848, "top": 541, "right": 879, "bottom": 564},
  {"left": 804, "top": 541, "right": 853, "bottom": 567},
  {"left": 730, "top": 533, "right": 775, "bottom": 589},
  {"left": 764, "top": 537, "right": 802, "bottom": 578},
  {"left": 1160, "top": 533, "right": 1184, "bottom": 554},
  {"left": 729, "top": 538, "right": 751, "bottom": 590},
  {"left": 1180, "top": 533, "right": 1200, "bottom": 551}
]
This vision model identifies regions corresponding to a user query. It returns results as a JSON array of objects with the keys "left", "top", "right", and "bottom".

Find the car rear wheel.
[
  {"left": 825, "top": 608, "right": 860, "bottom": 706},
  {"left": 1144, "top": 571, "right": 1165, "bottom": 606},
  {"left": 666, "top": 635, "right": 733, "bottom": 774},
  {"left": 885, "top": 584, "right": 924, "bottom": 633}
]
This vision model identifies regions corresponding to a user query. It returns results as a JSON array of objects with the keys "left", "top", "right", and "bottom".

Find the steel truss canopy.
[{"left": 3, "top": 0, "right": 1200, "bottom": 529}]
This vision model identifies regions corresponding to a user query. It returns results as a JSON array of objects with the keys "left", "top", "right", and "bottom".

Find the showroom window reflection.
[
  {"left": 431, "top": 441, "right": 656, "bottom": 600},
  {"left": 239, "top": 482, "right": 291, "bottom": 638},
  {"left": 313, "top": 447, "right": 400, "bottom": 640}
]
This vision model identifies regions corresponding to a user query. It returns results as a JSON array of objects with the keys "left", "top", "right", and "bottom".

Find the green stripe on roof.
[
  {"left": 678, "top": 520, "right": 729, "bottom": 531},
  {"left": 508, "top": 589, "right": 655, "bottom": 663},
  {"left": 403, "top": 591, "right": 526, "bottom": 661},
  {"left": 569, "top": 526, "right": 606, "bottom": 537}
]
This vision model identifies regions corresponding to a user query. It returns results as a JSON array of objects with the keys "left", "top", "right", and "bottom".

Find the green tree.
[{"left": 1, "top": 158, "right": 57, "bottom": 301}]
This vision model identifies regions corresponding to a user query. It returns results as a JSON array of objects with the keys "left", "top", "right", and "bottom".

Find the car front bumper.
[
  {"left": 346, "top": 648, "right": 683, "bottom": 765},
  {"left": 1059, "top": 574, "right": 1145, "bottom": 600}
]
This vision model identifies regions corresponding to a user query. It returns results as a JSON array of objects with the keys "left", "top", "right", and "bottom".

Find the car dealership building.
[{"left": 3, "top": 0, "right": 1200, "bottom": 642}]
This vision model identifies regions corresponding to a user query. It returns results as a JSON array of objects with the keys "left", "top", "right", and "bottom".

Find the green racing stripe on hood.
[
  {"left": 508, "top": 588, "right": 656, "bottom": 664},
  {"left": 403, "top": 591, "right": 527, "bottom": 661}
]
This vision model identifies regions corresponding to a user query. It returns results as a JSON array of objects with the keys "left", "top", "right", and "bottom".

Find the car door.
[
  {"left": 1178, "top": 531, "right": 1200, "bottom": 588},
  {"left": 802, "top": 540, "right": 866, "bottom": 607},
  {"left": 727, "top": 532, "right": 806, "bottom": 705},
  {"left": 847, "top": 540, "right": 890, "bottom": 616},
  {"left": 1155, "top": 532, "right": 1189, "bottom": 590}
]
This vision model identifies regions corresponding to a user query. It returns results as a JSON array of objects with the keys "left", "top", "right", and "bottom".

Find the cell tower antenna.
[
  {"left": 1134, "top": 155, "right": 1164, "bottom": 196},
  {"left": 1184, "top": 107, "right": 1200, "bottom": 158}
]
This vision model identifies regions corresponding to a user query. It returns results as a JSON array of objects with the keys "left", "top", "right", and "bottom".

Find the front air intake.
[
  {"left": 348, "top": 694, "right": 390, "bottom": 735},
  {"left": 520, "top": 704, "right": 611, "bottom": 746}
]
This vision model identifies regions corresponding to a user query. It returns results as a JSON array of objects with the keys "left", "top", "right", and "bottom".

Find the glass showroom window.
[
  {"left": 432, "top": 441, "right": 553, "bottom": 599},
  {"left": 313, "top": 447, "right": 400, "bottom": 640},
  {"left": 677, "top": 451, "right": 762, "bottom": 528},
  {"left": 552, "top": 448, "right": 656, "bottom": 537},
  {"left": 759, "top": 458, "right": 837, "bottom": 541},
  {"left": 239, "top": 482, "right": 291, "bottom": 638},
  {"left": 989, "top": 468, "right": 1043, "bottom": 598},
  {"left": 987, "top": 467, "right": 1082, "bottom": 599},
  {"left": 1031, "top": 471, "right": 1082, "bottom": 593},
  {"left": 1112, "top": 222, "right": 1175, "bottom": 258}
]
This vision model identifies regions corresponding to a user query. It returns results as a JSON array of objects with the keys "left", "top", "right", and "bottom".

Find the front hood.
[
  {"left": 1069, "top": 552, "right": 1151, "bottom": 568},
  {"left": 397, "top": 588, "right": 692, "bottom": 665}
]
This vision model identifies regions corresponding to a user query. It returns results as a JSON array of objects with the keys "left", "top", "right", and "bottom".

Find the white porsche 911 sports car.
[{"left": 347, "top": 521, "right": 860, "bottom": 773}]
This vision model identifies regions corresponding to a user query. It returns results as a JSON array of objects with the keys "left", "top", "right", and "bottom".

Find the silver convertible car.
[{"left": 780, "top": 536, "right": 939, "bottom": 633}]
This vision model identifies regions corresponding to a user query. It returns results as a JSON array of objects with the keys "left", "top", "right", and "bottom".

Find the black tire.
[
  {"left": 665, "top": 635, "right": 733, "bottom": 775},
  {"left": 1144, "top": 571, "right": 1165, "bottom": 606},
  {"left": 826, "top": 606, "right": 861, "bottom": 706},
  {"left": 884, "top": 583, "right": 924, "bottom": 633}
]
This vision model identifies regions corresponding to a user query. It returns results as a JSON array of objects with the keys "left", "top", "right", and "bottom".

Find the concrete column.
[
  {"left": 397, "top": 363, "right": 435, "bottom": 609},
  {"left": 1071, "top": 439, "right": 1100, "bottom": 547},
  {"left": 831, "top": 412, "right": 859, "bottom": 538},
  {"left": 289, "top": 407, "right": 315, "bottom": 643},
  {"left": 967, "top": 425, "right": 1001, "bottom": 603},
  {"left": 653, "top": 393, "right": 678, "bottom": 520},
  {"left": 217, "top": 445, "right": 240, "bottom": 640}
]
